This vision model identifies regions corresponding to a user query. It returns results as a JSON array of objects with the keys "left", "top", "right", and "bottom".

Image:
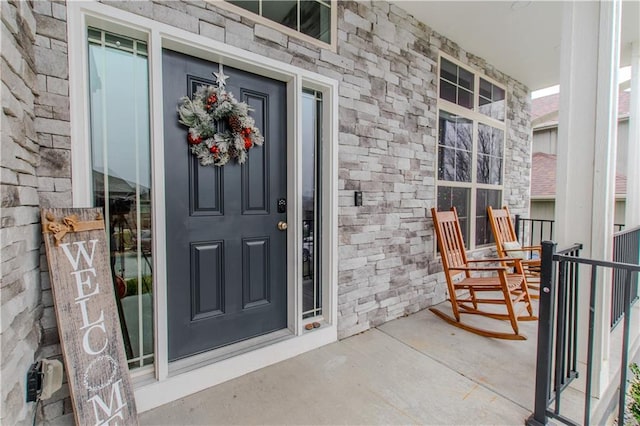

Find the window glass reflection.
[
  {"left": 88, "top": 29, "right": 153, "bottom": 369},
  {"left": 438, "top": 111, "right": 472, "bottom": 182},
  {"left": 437, "top": 186, "right": 470, "bottom": 244},
  {"left": 478, "top": 78, "right": 505, "bottom": 121},
  {"left": 475, "top": 189, "right": 502, "bottom": 246},
  {"left": 477, "top": 124, "right": 504, "bottom": 185}
]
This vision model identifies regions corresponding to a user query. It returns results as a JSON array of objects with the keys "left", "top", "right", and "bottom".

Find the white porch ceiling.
[{"left": 392, "top": 1, "right": 639, "bottom": 91}]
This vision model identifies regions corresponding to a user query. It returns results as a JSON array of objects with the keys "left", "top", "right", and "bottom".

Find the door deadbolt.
[
  {"left": 277, "top": 221, "right": 288, "bottom": 231},
  {"left": 277, "top": 198, "right": 287, "bottom": 213}
]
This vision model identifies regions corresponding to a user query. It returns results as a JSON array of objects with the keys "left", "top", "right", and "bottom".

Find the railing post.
[
  {"left": 515, "top": 214, "right": 521, "bottom": 243},
  {"left": 527, "top": 241, "right": 557, "bottom": 426}
]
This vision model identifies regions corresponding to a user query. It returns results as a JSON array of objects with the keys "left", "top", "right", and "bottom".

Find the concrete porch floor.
[{"left": 140, "top": 300, "right": 553, "bottom": 425}]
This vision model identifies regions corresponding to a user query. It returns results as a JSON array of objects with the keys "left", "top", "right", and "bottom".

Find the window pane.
[
  {"left": 477, "top": 124, "right": 503, "bottom": 184},
  {"left": 300, "top": 0, "right": 331, "bottom": 43},
  {"left": 439, "top": 80, "right": 456, "bottom": 104},
  {"left": 439, "top": 111, "right": 456, "bottom": 147},
  {"left": 490, "top": 158, "right": 502, "bottom": 185},
  {"left": 479, "top": 97, "right": 491, "bottom": 117},
  {"left": 438, "top": 147, "right": 455, "bottom": 181},
  {"left": 437, "top": 186, "right": 470, "bottom": 244},
  {"left": 458, "top": 67, "right": 474, "bottom": 91},
  {"left": 455, "top": 150, "right": 471, "bottom": 182},
  {"left": 262, "top": 1, "right": 298, "bottom": 31},
  {"left": 475, "top": 189, "right": 502, "bottom": 246},
  {"left": 440, "top": 58, "right": 457, "bottom": 83},
  {"left": 492, "top": 127, "right": 504, "bottom": 157},
  {"left": 478, "top": 123, "right": 492, "bottom": 155},
  {"left": 479, "top": 78, "right": 492, "bottom": 99},
  {"left": 492, "top": 100, "right": 505, "bottom": 121},
  {"left": 492, "top": 85, "right": 505, "bottom": 101},
  {"left": 302, "top": 90, "right": 322, "bottom": 319},
  {"left": 457, "top": 88, "right": 473, "bottom": 109},
  {"left": 478, "top": 78, "right": 506, "bottom": 121},
  {"left": 88, "top": 29, "right": 153, "bottom": 369},
  {"left": 477, "top": 154, "right": 490, "bottom": 184},
  {"left": 438, "top": 111, "right": 472, "bottom": 183},
  {"left": 456, "top": 117, "right": 472, "bottom": 151},
  {"left": 228, "top": 0, "right": 260, "bottom": 14}
]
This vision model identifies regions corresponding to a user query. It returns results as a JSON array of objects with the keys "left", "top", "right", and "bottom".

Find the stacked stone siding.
[
  {"left": 1, "top": 1, "right": 42, "bottom": 424},
  {"left": 1, "top": 1, "right": 531, "bottom": 423}
]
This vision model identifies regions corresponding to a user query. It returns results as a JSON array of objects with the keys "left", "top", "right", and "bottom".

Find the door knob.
[{"left": 277, "top": 221, "right": 288, "bottom": 231}]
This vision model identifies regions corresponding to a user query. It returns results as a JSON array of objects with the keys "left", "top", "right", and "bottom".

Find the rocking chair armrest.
[
  {"left": 467, "top": 258, "right": 518, "bottom": 263},
  {"left": 450, "top": 266, "right": 510, "bottom": 272},
  {"left": 519, "top": 245, "right": 542, "bottom": 252}
]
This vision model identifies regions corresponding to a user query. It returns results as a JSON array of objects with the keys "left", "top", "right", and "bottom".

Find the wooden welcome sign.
[{"left": 41, "top": 208, "right": 138, "bottom": 425}]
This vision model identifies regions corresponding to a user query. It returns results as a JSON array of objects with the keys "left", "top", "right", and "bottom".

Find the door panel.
[
  {"left": 162, "top": 49, "right": 287, "bottom": 361},
  {"left": 191, "top": 241, "right": 224, "bottom": 319}
]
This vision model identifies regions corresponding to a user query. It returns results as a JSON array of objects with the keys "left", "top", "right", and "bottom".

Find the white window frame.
[
  {"left": 68, "top": 1, "right": 338, "bottom": 412},
  {"left": 216, "top": 0, "right": 338, "bottom": 51},
  {"left": 436, "top": 53, "right": 508, "bottom": 250}
]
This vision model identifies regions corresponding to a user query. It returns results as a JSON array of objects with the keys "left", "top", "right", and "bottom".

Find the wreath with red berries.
[{"left": 177, "top": 71, "right": 264, "bottom": 166}]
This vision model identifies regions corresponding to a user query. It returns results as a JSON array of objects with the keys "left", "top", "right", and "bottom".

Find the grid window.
[
  {"left": 227, "top": 0, "right": 332, "bottom": 44},
  {"left": 439, "top": 57, "right": 474, "bottom": 109},
  {"left": 436, "top": 56, "right": 507, "bottom": 249}
]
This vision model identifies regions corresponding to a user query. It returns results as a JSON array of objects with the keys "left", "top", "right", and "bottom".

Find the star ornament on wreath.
[{"left": 177, "top": 69, "right": 264, "bottom": 166}]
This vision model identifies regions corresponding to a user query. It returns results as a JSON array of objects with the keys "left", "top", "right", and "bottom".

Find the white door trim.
[{"left": 67, "top": 0, "right": 338, "bottom": 412}]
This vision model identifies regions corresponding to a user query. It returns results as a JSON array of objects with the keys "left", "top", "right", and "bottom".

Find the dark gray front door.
[{"left": 162, "top": 49, "right": 287, "bottom": 361}]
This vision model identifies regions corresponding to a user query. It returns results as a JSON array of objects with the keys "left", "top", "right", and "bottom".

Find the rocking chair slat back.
[
  {"left": 487, "top": 205, "right": 517, "bottom": 256},
  {"left": 433, "top": 209, "right": 468, "bottom": 271}
]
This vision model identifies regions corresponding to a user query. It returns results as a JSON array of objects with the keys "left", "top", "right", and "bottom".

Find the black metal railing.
[
  {"left": 514, "top": 215, "right": 555, "bottom": 247},
  {"left": 514, "top": 216, "right": 625, "bottom": 248},
  {"left": 612, "top": 226, "right": 640, "bottom": 328},
  {"left": 527, "top": 241, "right": 640, "bottom": 426}
]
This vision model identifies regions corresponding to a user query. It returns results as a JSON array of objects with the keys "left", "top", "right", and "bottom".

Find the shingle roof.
[
  {"left": 532, "top": 91, "right": 631, "bottom": 127},
  {"left": 531, "top": 93, "right": 560, "bottom": 121},
  {"left": 531, "top": 152, "right": 627, "bottom": 198}
]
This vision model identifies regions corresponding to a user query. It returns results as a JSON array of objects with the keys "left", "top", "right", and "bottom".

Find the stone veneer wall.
[
  {"left": 0, "top": 1, "right": 531, "bottom": 423},
  {"left": 1, "top": 1, "right": 42, "bottom": 424}
]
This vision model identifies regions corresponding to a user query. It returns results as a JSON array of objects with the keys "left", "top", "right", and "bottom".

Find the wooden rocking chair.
[
  {"left": 487, "top": 206, "right": 541, "bottom": 297},
  {"left": 430, "top": 207, "right": 537, "bottom": 340}
]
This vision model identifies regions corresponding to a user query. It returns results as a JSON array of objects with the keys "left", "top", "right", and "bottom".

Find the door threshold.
[{"left": 169, "top": 329, "right": 294, "bottom": 377}]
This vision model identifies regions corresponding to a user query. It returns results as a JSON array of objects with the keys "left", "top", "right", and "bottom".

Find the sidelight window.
[
  {"left": 436, "top": 55, "right": 506, "bottom": 249},
  {"left": 301, "top": 90, "right": 322, "bottom": 319},
  {"left": 87, "top": 28, "right": 153, "bottom": 369}
]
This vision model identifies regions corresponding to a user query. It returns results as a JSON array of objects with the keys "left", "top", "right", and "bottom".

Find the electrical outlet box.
[
  {"left": 26, "top": 363, "right": 41, "bottom": 402},
  {"left": 40, "top": 359, "right": 63, "bottom": 399}
]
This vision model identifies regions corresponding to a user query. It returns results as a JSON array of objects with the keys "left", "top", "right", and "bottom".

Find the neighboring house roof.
[
  {"left": 532, "top": 91, "right": 631, "bottom": 128},
  {"left": 531, "top": 152, "right": 627, "bottom": 198}
]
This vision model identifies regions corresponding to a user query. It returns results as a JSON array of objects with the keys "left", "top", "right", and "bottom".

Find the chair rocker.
[
  {"left": 430, "top": 207, "right": 537, "bottom": 340},
  {"left": 487, "top": 206, "right": 541, "bottom": 297}
]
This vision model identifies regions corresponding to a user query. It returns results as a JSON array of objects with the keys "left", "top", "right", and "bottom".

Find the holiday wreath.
[{"left": 177, "top": 70, "right": 264, "bottom": 166}]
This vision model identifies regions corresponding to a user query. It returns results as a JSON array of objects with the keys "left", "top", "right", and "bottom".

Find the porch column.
[
  {"left": 626, "top": 41, "right": 640, "bottom": 362},
  {"left": 555, "top": 0, "right": 621, "bottom": 397},
  {"left": 626, "top": 41, "right": 640, "bottom": 228}
]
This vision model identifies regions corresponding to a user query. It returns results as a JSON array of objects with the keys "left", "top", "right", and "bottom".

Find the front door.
[{"left": 162, "top": 49, "right": 288, "bottom": 361}]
